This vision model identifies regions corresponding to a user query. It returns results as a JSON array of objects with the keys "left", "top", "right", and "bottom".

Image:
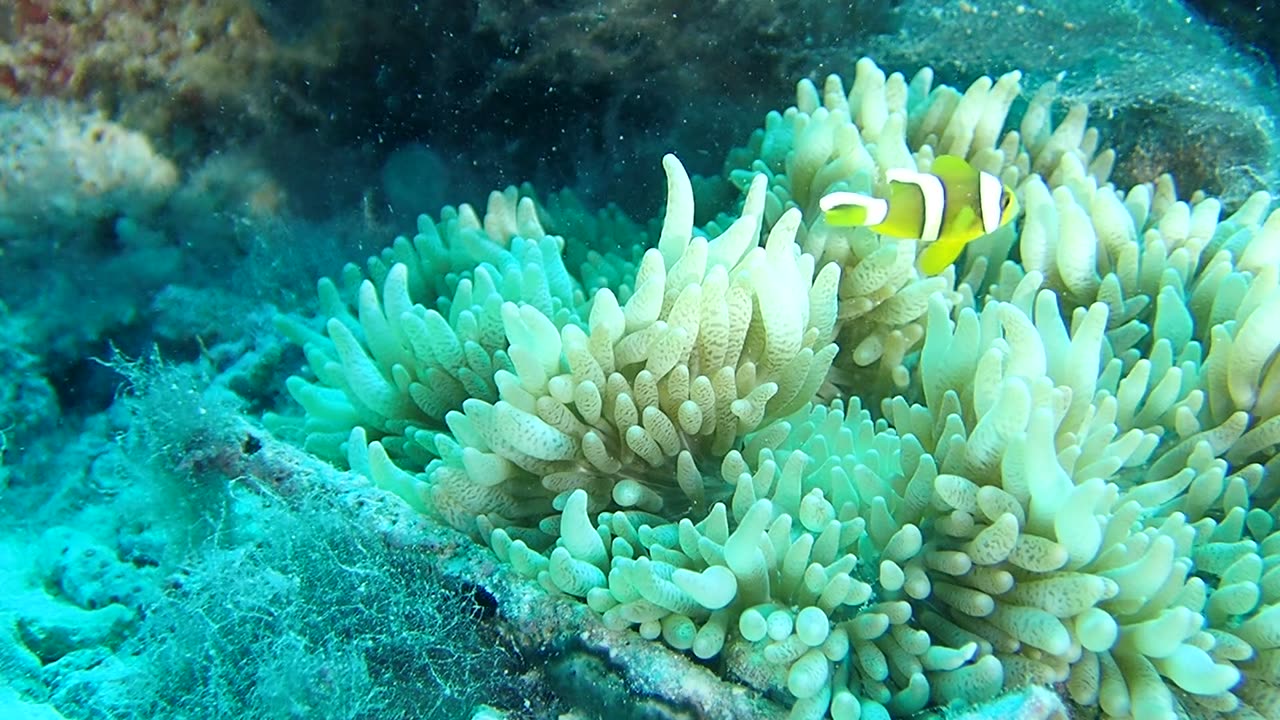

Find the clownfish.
[{"left": 818, "top": 155, "right": 1019, "bottom": 275}]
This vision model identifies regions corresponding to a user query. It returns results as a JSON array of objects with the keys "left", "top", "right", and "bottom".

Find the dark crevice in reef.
[{"left": 1185, "top": 0, "right": 1280, "bottom": 67}]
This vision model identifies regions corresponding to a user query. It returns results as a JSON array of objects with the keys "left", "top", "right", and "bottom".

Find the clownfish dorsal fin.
[{"left": 929, "top": 154, "right": 978, "bottom": 183}]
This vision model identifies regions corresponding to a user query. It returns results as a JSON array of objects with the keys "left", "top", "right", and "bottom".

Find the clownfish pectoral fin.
[
  {"left": 917, "top": 235, "right": 967, "bottom": 275},
  {"left": 953, "top": 205, "right": 980, "bottom": 236},
  {"left": 820, "top": 191, "right": 889, "bottom": 228}
]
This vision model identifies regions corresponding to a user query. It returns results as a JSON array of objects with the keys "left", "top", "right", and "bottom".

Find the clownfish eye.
[{"left": 1000, "top": 191, "right": 1011, "bottom": 210}]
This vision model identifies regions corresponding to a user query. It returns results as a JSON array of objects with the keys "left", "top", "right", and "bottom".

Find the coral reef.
[
  {"left": 0, "top": 0, "right": 331, "bottom": 140},
  {"left": 0, "top": 302, "right": 57, "bottom": 472},
  {"left": 0, "top": 102, "right": 182, "bottom": 370},
  {"left": 2, "top": 2, "right": 1276, "bottom": 718},
  {"left": 5, "top": 3, "right": 1270, "bottom": 405},
  {"left": 279, "top": 58, "right": 1280, "bottom": 720},
  {"left": 0, "top": 99, "right": 344, "bottom": 399},
  {"left": 0, "top": 102, "right": 177, "bottom": 240},
  {"left": 0, "top": 356, "right": 532, "bottom": 719}
]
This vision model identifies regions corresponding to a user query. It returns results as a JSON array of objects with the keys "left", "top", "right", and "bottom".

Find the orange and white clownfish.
[{"left": 818, "top": 155, "right": 1019, "bottom": 275}]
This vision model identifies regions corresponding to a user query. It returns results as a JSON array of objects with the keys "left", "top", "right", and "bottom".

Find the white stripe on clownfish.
[
  {"left": 885, "top": 168, "right": 945, "bottom": 244},
  {"left": 978, "top": 170, "right": 1004, "bottom": 234},
  {"left": 818, "top": 191, "right": 889, "bottom": 226}
]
